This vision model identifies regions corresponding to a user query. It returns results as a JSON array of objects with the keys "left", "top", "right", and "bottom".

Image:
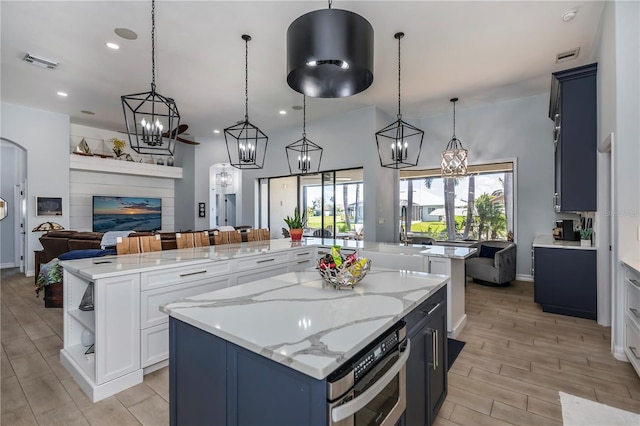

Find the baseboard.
[
  {"left": 0, "top": 262, "right": 17, "bottom": 269},
  {"left": 612, "top": 345, "right": 628, "bottom": 362},
  {"left": 516, "top": 274, "right": 534, "bottom": 282}
]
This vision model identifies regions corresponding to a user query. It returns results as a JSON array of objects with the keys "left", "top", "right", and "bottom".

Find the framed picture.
[{"left": 36, "top": 197, "right": 63, "bottom": 216}]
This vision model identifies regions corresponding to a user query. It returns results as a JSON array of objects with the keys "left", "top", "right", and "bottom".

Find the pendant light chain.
[
  {"left": 244, "top": 36, "right": 249, "bottom": 122},
  {"left": 151, "top": 0, "right": 156, "bottom": 90},
  {"left": 397, "top": 33, "right": 402, "bottom": 119},
  {"left": 328, "top": 0, "right": 332, "bottom": 9},
  {"left": 302, "top": 95, "right": 306, "bottom": 137},
  {"left": 452, "top": 99, "right": 456, "bottom": 138}
]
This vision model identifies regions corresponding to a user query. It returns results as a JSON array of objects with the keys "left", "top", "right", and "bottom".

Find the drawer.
[
  {"left": 141, "top": 323, "right": 168, "bottom": 368},
  {"left": 289, "top": 257, "right": 314, "bottom": 272},
  {"left": 234, "top": 252, "right": 290, "bottom": 271},
  {"left": 140, "top": 261, "right": 231, "bottom": 291},
  {"left": 290, "top": 248, "right": 314, "bottom": 261},
  {"left": 624, "top": 321, "right": 640, "bottom": 376},
  {"left": 141, "top": 276, "right": 231, "bottom": 329},
  {"left": 405, "top": 287, "right": 446, "bottom": 333},
  {"left": 236, "top": 263, "right": 287, "bottom": 286},
  {"left": 626, "top": 277, "right": 640, "bottom": 328}
]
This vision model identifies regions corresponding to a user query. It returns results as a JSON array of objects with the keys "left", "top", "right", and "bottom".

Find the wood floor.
[
  {"left": 436, "top": 279, "right": 640, "bottom": 426},
  {"left": 2, "top": 267, "right": 639, "bottom": 425}
]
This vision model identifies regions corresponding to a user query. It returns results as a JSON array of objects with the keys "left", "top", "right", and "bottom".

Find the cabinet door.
[
  {"left": 95, "top": 274, "right": 141, "bottom": 384},
  {"left": 427, "top": 257, "right": 450, "bottom": 275},
  {"left": 426, "top": 303, "right": 447, "bottom": 426},
  {"left": 405, "top": 316, "right": 428, "bottom": 426}
]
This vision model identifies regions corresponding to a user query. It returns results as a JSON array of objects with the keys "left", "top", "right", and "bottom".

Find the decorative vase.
[
  {"left": 167, "top": 156, "right": 174, "bottom": 167},
  {"left": 290, "top": 228, "right": 303, "bottom": 241},
  {"left": 580, "top": 239, "right": 591, "bottom": 247},
  {"left": 81, "top": 328, "right": 94, "bottom": 347}
]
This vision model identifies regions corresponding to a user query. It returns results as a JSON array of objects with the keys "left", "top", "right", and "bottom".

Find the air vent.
[
  {"left": 556, "top": 48, "right": 580, "bottom": 63},
  {"left": 23, "top": 53, "right": 58, "bottom": 70}
]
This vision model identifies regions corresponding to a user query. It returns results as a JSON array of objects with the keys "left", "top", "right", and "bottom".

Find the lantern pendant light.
[
  {"left": 441, "top": 97, "right": 468, "bottom": 177},
  {"left": 376, "top": 32, "right": 424, "bottom": 169},
  {"left": 224, "top": 35, "right": 268, "bottom": 169},
  {"left": 286, "top": 0, "right": 374, "bottom": 98},
  {"left": 121, "top": 0, "right": 180, "bottom": 156},
  {"left": 285, "top": 95, "right": 323, "bottom": 175}
]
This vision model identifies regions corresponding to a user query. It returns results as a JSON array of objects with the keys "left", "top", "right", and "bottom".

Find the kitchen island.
[
  {"left": 58, "top": 238, "right": 464, "bottom": 403},
  {"left": 160, "top": 268, "right": 448, "bottom": 426}
]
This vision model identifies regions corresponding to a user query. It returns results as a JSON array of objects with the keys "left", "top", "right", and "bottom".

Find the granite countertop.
[
  {"left": 160, "top": 267, "right": 448, "bottom": 380},
  {"left": 60, "top": 238, "right": 475, "bottom": 279},
  {"left": 532, "top": 235, "right": 596, "bottom": 251}
]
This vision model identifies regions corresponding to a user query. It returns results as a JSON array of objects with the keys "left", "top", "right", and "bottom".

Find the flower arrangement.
[{"left": 111, "top": 138, "right": 126, "bottom": 158}]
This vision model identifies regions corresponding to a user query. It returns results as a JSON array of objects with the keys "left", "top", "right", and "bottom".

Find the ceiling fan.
[
  {"left": 120, "top": 123, "right": 199, "bottom": 145},
  {"left": 164, "top": 124, "right": 199, "bottom": 145}
]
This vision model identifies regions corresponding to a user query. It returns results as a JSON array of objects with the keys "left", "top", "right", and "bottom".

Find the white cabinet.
[
  {"left": 361, "top": 250, "right": 426, "bottom": 272},
  {"left": 61, "top": 245, "right": 320, "bottom": 402},
  {"left": 623, "top": 263, "right": 640, "bottom": 376},
  {"left": 426, "top": 256, "right": 449, "bottom": 275}
]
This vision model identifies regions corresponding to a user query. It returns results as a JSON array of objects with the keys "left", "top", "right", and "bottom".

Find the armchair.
[{"left": 465, "top": 240, "right": 516, "bottom": 286}]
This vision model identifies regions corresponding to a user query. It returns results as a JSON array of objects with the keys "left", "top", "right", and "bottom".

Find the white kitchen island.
[{"left": 58, "top": 238, "right": 469, "bottom": 402}]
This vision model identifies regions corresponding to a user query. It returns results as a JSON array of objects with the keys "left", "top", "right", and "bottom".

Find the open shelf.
[
  {"left": 63, "top": 344, "right": 96, "bottom": 381},
  {"left": 68, "top": 308, "right": 95, "bottom": 333},
  {"left": 70, "top": 154, "right": 182, "bottom": 179}
]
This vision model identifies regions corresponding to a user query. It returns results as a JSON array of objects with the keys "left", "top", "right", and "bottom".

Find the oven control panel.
[{"left": 353, "top": 329, "right": 400, "bottom": 381}]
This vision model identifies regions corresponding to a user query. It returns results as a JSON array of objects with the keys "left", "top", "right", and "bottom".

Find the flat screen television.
[{"left": 92, "top": 196, "right": 162, "bottom": 232}]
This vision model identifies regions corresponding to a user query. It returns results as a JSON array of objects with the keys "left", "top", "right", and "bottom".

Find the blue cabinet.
[
  {"left": 549, "top": 63, "right": 597, "bottom": 212},
  {"left": 534, "top": 247, "right": 597, "bottom": 319},
  {"left": 405, "top": 286, "right": 447, "bottom": 426}
]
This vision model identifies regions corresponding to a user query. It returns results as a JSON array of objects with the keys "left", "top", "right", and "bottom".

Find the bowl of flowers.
[{"left": 317, "top": 246, "right": 371, "bottom": 289}]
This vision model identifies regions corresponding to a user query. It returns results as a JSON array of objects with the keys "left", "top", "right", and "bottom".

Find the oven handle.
[{"left": 331, "top": 339, "right": 411, "bottom": 423}]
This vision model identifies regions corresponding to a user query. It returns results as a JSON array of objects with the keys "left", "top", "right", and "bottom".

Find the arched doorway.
[{"left": 0, "top": 138, "right": 27, "bottom": 272}]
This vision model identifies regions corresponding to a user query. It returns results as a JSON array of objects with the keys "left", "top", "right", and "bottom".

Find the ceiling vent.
[
  {"left": 556, "top": 48, "right": 580, "bottom": 63},
  {"left": 23, "top": 53, "right": 58, "bottom": 70}
]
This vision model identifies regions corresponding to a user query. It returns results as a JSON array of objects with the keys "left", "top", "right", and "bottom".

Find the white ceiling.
[{"left": 1, "top": 1, "right": 604, "bottom": 142}]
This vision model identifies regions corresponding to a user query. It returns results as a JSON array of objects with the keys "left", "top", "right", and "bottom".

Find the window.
[
  {"left": 261, "top": 168, "right": 364, "bottom": 239},
  {"left": 399, "top": 161, "right": 515, "bottom": 241}
]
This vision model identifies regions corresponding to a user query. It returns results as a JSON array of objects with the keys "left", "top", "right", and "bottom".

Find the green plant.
[
  {"left": 580, "top": 228, "right": 593, "bottom": 240},
  {"left": 284, "top": 207, "right": 307, "bottom": 229}
]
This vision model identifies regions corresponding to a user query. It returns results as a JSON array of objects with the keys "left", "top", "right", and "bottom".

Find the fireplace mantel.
[{"left": 69, "top": 154, "right": 182, "bottom": 179}]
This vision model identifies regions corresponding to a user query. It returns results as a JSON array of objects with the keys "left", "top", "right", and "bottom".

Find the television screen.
[{"left": 93, "top": 196, "right": 162, "bottom": 232}]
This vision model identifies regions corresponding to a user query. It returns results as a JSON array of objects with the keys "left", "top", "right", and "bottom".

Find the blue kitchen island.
[{"left": 161, "top": 268, "right": 448, "bottom": 426}]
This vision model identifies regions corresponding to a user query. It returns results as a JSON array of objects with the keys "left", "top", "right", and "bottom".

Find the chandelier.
[
  {"left": 216, "top": 169, "right": 232, "bottom": 188},
  {"left": 285, "top": 95, "right": 323, "bottom": 175},
  {"left": 441, "top": 97, "right": 468, "bottom": 177},
  {"left": 224, "top": 35, "right": 268, "bottom": 169},
  {"left": 376, "top": 32, "right": 424, "bottom": 169},
  {"left": 121, "top": 0, "right": 180, "bottom": 156},
  {"left": 286, "top": 0, "right": 374, "bottom": 98}
]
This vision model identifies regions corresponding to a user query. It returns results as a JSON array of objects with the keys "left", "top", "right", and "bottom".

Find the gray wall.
[
  {"left": 1, "top": 102, "right": 70, "bottom": 276},
  {"left": 174, "top": 144, "right": 197, "bottom": 231},
  {"left": 416, "top": 94, "right": 556, "bottom": 278},
  {"left": 0, "top": 142, "right": 18, "bottom": 267}
]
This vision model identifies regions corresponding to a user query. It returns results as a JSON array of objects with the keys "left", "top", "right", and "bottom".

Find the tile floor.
[{"left": 2, "top": 267, "right": 639, "bottom": 425}]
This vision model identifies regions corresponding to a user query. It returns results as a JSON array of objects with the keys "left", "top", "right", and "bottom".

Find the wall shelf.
[{"left": 70, "top": 154, "right": 182, "bottom": 179}]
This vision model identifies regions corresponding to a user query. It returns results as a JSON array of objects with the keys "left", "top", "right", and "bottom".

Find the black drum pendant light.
[
  {"left": 121, "top": 0, "right": 180, "bottom": 156},
  {"left": 287, "top": 0, "right": 374, "bottom": 98},
  {"left": 224, "top": 35, "right": 268, "bottom": 169},
  {"left": 286, "top": 95, "right": 323, "bottom": 175},
  {"left": 441, "top": 97, "right": 468, "bottom": 177},
  {"left": 376, "top": 32, "right": 424, "bottom": 169}
]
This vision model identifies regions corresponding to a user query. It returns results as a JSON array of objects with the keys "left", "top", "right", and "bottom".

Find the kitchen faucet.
[{"left": 400, "top": 205, "right": 410, "bottom": 246}]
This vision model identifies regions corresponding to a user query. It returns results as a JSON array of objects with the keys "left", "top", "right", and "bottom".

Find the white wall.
[
  {"left": 417, "top": 94, "right": 556, "bottom": 278},
  {"left": 596, "top": 0, "right": 640, "bottom": 357},
  {"left": 1, "top": 102, "right": 70, "bottom": 276}
]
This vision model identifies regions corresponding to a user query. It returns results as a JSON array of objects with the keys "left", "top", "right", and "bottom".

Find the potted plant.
[
  {"left": 580, "top": 228, "right": 593, "bottom": 247},
  {"left": 284, "top": 207, "right": 307, "bottom": 241}
]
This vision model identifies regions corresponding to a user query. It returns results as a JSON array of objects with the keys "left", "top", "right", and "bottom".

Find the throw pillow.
[
  {"left": 479, "top": 245, "right": 502, "bottom": 259},
  {"left": 58, "top": 249, "right": 116, "bottom": 260}
]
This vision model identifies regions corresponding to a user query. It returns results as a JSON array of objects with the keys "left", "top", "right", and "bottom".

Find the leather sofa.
[{"left": 465, "top": 240, "right": 517, "bottom": 286}]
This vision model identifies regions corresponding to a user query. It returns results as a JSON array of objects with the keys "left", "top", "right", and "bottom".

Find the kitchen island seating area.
[{"left": 57, "top": 238, "right": 469, "bottom": 405}]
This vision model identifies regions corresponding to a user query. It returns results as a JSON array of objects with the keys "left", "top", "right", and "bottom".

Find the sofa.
[{"left": 465, "top": 240, "right": 517, "bottom": 286}]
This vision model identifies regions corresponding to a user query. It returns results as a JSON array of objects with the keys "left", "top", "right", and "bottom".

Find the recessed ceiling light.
[
  {"left": 562, "top": 9, "right": 578, "bottom": 21},
  {"left": 81, "top": 110, "right": 95, "bottom": 115},
  {"left": 213, "top": 129, "right": 220, "bottom": 134},
  {"left": 114, "top": 28, "right": 138, "bottom": 40},
  {"left": 279, "top": 110, "right": 287, "bottom": 115},
  {"left": 106, "top": 42, "right": 120, "bottom": 50},
  {"left": 57, "top": 91, "right": 68, "bottom": 97}
]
